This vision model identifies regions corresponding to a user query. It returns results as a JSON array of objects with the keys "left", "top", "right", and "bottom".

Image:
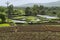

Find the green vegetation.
[
  {"left": 0, "top": 13, "right": 6, "bottom": 23},
  {"left": 0, "top": 24, "right": 10, "bottom": 27},
  {"left": 26, "top": 16, "right": 38, "bottom": 23},
  {"left": 13, "top": 16, "right": 25, "bottom": 20},
  {"left": 0, "top": 4, "right": 60, "bottom": 26}
]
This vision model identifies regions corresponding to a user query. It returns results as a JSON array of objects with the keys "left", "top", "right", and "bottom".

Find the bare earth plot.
[{"left": 0, "top": 24, "right": 60, "bottom": 40}]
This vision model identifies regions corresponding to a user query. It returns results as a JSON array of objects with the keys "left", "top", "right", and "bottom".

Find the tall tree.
[
  {"left": 25, "top": 7, "right": 31, "bottom": 16},
  {"left": 33, "top": 5, "right": 39, "bottom": 10},
  {"left": 39, "top": 5, "right": 44, "bottom": 10},
  {"left": 32, "top": 5, "right": 39, "bottom": 16},
  {"left": 7, "top": 4, "right": 14, "bottom": 19}
]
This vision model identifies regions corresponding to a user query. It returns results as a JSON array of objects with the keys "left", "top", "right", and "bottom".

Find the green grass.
[
  {"left": 0, "top": 24, "right": 10, "bottom": 27},
  {"left": 13, "top": 16, "right": 25, "bottom": 19}
]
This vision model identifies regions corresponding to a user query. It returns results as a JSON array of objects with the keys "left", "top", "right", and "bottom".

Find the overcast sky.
[{"left": 0, "top": 0, "right": 59, "bottom": 6}]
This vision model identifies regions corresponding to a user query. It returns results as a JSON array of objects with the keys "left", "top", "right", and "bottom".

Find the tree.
[
  {"left": 40, "top": 10, "right": 46, "bottom": 15},
  {"left": 57, "top": 13, "right": 60, "bottom": 18},
  {"left": 7, "top": 4, "right": 14, "bottom": 19},
  {"left": 25, "top": 7, "right": 31, "bottom": 16},
  {"left": 31, "top": 5, "right": 39, "bottom": 16},
  {"left": 52, "top": 11, "right": 56, "bottom": 15},
  {"left": 0, "top": 6, "right": 6, "bottom": 12},
  {"left": 39, "top": 5, "right": 44, "bottom": 10},
  {"left": 31, "top": 10, "right": 38, "bottom": 16},
  {"left": 33, "top": 5, "right": 39, "bottom": 10},
  {"left": 0, "top": 13, "right": 6, "bottom": 23}
]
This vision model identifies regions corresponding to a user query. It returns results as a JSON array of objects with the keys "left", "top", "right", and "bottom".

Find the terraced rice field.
[{"left": 0, "top": 24, "right": 60, "bottom": 40}]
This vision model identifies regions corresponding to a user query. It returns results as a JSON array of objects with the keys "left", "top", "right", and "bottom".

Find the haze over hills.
[
  {"left": 19, "top": 1, "right": 60, "bottom": 7},
  {"left": 43, "top": 1, "right": 60, "bottom": 7}
]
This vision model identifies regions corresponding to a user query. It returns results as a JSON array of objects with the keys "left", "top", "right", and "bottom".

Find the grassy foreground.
[{"left": 0, "top": 23, "right": 10, "bottom": 27}]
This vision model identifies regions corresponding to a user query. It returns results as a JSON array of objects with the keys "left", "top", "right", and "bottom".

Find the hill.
[{"left": 19, "top": 1, "right": 60, "bottom": 7}]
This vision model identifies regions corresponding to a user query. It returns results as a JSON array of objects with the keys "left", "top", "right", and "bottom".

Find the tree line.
[{"left": 0, "top": 4, "right": 60, "bottom": 23}]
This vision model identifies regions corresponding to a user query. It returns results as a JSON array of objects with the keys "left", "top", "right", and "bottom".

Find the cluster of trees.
[
  {"left": 25, "top": 5, "right": 60, "bottom": 17},
  {"left": 0, "top": 4, "right": 60, "bottom": 23},
  {"left": 0, "top": 6, "right": 6, "bottom": 23},
  {"left": 25, "top": 5, "right": 45, "bottom": 16},
  {"left": 0, "top": 4, "right": 14, "bottom": 23}
]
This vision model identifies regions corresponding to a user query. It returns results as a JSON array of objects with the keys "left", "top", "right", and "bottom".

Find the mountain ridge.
[{"left": 19, "top": 1, "right": 60, "bottom": 7}]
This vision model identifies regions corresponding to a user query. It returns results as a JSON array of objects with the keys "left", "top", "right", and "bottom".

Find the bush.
[{"left": 0, "top": 13, "right": 6, "bottom": 23}]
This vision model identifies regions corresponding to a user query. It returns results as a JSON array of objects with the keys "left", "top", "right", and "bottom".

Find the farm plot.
[{"left": 0, "top": 25, "right": 60, "bottom": 40}]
